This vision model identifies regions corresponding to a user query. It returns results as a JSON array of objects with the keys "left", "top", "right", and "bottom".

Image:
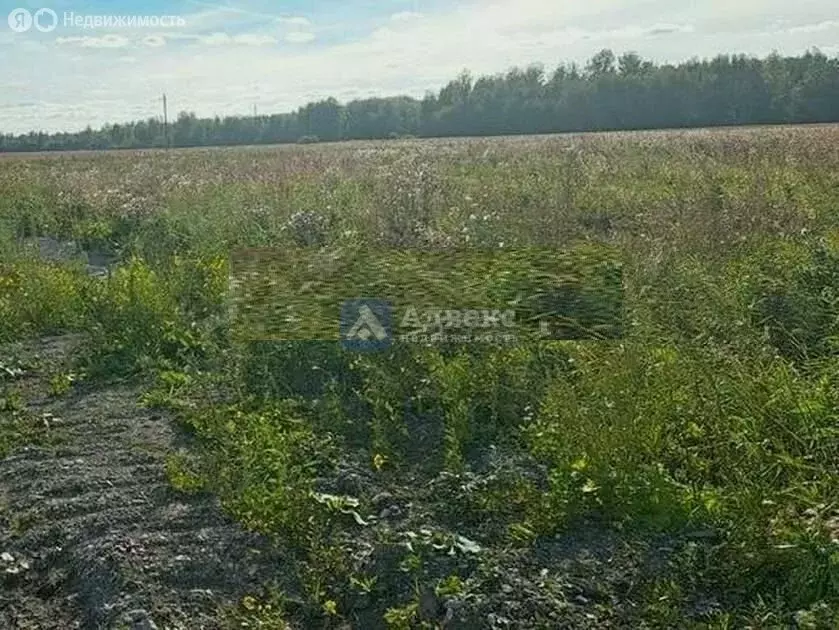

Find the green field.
[{"left": 1, "top": 126, "right": 838, "bottom": 628}]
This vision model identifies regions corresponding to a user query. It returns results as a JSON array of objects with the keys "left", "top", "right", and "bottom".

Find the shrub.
[
  {"left": 755, "top": 242, "right": 839, "bottom": 362},
  {"left": 0, "top": 261, "right": 89, "bottom": 341},
  {"left": 84, "top": 259, "right": 206, "bottom": 376}
]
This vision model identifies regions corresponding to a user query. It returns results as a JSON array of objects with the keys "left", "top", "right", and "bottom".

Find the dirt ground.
[{"left": 0, "top": 336, "right": 294, "bottom": 629}]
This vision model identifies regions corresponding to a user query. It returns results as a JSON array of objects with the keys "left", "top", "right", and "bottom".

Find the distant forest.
[{"left": 3, "top": 49, "right": 839, "bottom": 151}]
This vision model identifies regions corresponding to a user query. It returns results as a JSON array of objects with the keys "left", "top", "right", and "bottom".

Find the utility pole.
[{"left": 162, "top": 93, "right": 169, "bottom": 148}]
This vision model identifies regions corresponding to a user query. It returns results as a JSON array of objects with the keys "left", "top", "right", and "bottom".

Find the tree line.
[{"left": 3, "top": 49, "right": 839, "bottom": 152}]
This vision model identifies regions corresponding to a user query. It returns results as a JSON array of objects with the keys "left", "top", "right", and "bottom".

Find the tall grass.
[{"left": 1, "top": 127, "right": 837, "bottom": 626}]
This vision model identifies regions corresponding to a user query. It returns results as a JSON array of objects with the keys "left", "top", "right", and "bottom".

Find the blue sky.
[{"left": 1, "top": 0, "right": 838, "bottom": 134}]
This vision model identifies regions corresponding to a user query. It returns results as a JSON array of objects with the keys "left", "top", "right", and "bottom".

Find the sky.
[{"left": 1, "top": 0, "right": 838, "bottom": 134}]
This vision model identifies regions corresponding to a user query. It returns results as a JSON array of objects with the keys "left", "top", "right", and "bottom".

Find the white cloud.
[
  {"left": 391, "top": 12, "right": 424, "bottom": 22},
  {"left": 234, "top": 33, "right": 279, "bottom": 46},
  {"left": 284, "top": 31, "right": 316, "bottom": 44},
  {"left": 142, "top": 35, "right": 167, "bottom": 48},
  {"left": 645, "top": 23, "right": 695, "bottom": 36},
  {"left": 279, "top": 17, "right": 312, "bottom": 27},
  {"left": 56, "top": 35, "right": 131, "bottom": 48},
  {"left": 194, "top": 32, "right": 278, "bottom": 46},
  {"left": 788, "top": 20, "right": 839, "bottom": 34},
  {"left": 197, "top": 32, "right": 231, "bottom": 46}
]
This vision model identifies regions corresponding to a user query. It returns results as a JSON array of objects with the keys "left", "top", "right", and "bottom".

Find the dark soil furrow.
[{"left": 0, "top": 337, "right": 296, "bottom": 629}]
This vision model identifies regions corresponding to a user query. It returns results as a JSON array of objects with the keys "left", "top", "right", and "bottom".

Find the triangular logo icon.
[
  {"left": 341, "top": 299, "right": 393, "bottom": 352},
  {"left": 346, "top": 305, "right": 389, "bottom": 342}
]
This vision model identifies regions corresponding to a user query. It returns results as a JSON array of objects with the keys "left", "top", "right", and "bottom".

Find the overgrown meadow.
[{"left": 1, "top": 127, "right": 838, "bottom": 628}]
